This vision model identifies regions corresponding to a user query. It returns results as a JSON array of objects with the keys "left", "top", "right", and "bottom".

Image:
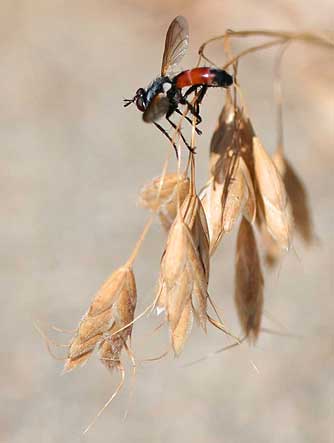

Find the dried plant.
[
  {"left": 235, "top": 217, "right": 264, "bottom": 341},
  {"left": 43, "top": 26, "right": 332, "bottom": 430},
  {"left": 156, "top": 182, "right": 210, "bottom": 354},
  {"left": 64, "top": 265, "right": 137, "bottom": 374}
]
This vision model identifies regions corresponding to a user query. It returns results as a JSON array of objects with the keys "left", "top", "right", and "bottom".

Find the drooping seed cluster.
[
  {"left": 49, "top": 70, "right": 315, "bottom": 431},
  {"left": 64, "top": 266, "right": 137, "bottom": 373}
]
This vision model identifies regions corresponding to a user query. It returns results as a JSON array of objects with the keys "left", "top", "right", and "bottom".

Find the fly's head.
[{"left": 123, "top": 88, "right": 147, "bottom": 112}]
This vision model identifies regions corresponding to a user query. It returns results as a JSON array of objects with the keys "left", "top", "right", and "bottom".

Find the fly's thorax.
[{"left": 145, "top": 76, "right": 173, "bottom": 106}]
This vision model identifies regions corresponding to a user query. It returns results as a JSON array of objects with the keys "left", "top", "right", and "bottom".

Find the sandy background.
[{"left": 1, "top": 1, "right": 333, "bottom": 442}]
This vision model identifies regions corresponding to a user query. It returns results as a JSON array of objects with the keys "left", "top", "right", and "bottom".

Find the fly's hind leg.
[
  {"left": 165, "top": 115, "right": 196, "bottom": 154},
  {"left": 153, "top": 122, "right": 179, "bottom": 158},
  {"left": 174, "top": 108, "right": 202, "bottom": 135},
  {"left": 182, "top": 85, "right": 208, "bottom": 126}
]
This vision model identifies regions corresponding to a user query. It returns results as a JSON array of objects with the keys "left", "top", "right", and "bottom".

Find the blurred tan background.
[{"left": 1, "top": 1, "right": 333, "bottom": 442}]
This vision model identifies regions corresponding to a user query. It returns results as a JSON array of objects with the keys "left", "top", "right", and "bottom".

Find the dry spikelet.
[
  {"left": 253, "top": 137, "right": 293, "bottom": 250},
  {"left": 240, "top": 156, "right": 256, "bottom": 224},
  {"left": 204, "top": 106, "right": 257, "bottom": 254},
  {"left": 201, "top": 179, "right": 225, "bottom": 255},
  {"left": 170, "top": 299, "right": 193, "bottom": 355},
  {"left": 258, "top": 215, "right": 282, "bottom": 267},
  {"left": 139, "top": 173, "right": 190, "bottom": 231},
  {"left": 235, "top": 217, "right": 264, "bottom": 342},
  {"left": 157, "top": 205, "right": 209, "bottom": 355},
  {"left": 221, "top": 155, "right": 248, "bottom": 235},
  {"left": 64, "top": 266, "right": 136, "bottom": 373},
  {"left": 190, "top": 198, "right": 210, "bottom": 281},
  {"left": 273, "top": 151, "right": 315, "bottom": 245},
  {"left": 216, "top": 154, "right": 254, "bottom": 234},
  {"left": 180, "top": 191, "right": 210, "bottom": 280},
  {"left": 209, "top": 90, "right": 234, "bottom": 175}
]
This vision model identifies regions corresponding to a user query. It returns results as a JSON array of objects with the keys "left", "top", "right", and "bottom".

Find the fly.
[{"left": 124, "top": 16, "right": 233, "bottom": 155}]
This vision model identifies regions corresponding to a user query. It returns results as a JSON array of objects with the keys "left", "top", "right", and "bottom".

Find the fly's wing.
[
  {"left": 161, "top": 16, "right": 189, "bottom": 76},
  {"left": 143, "top": 94, "right": 170, "bottom": 123}
]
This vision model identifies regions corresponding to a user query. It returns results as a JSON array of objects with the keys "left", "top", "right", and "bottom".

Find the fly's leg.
[
  {"left": 153, "top": 122, "right": 179, "bottom": 158},
  {"left": 182, "top": 85, "right": 208, "bottom": 126},
  {"left": 165, "top": 116, "right": 196, "bottom": 154},
  {"left": 174, "top": 108, "right": 202, "bottom": 135}
]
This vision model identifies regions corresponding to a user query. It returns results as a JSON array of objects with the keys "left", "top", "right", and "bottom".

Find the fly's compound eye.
[{"left": 135, "top": 89, "right": 146, "bottom": 112}]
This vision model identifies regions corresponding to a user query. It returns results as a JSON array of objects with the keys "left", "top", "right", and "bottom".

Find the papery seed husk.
[
  {"left": 77, "top": 309, "right": 113, "bottom": 341},
  {"left": 180, "top": 193, "right": 199, "bottom": 231},
  {"left": 239, "top": 114, "right": 256, "bottom": 165},
  {"left": 88, "top": 268, "right": 128, "bottom": 317},
  {"left": 240, "top": 157, "right": 256, "bottom": 224},
  {"left": 179, "top": 192, "right": 210, "bottom": 279},
  {"left": 99, "top": 333, "right": 123, "bottom": 370},
  {"left": 192, "top": 199, "right": 210, "bottom": 280},
  {"left": 201, "top": 180, "right": 225, "bottom": 255},
  {"left": 235, "top": 217, "right": 264, "bottom": 342},
  {"left": 162, "top": 218, "right": 189, "bottom": 285},
  {"left": 253, "top": 137, "right": 292, "bottom": 250},
  {"left": 209, "top": 91, "right": 234, "bottom": 174},
  {"left": 222, "top": 156, "right": 246, "bottom": 233},
  {"left": 64, "top": 266, "right": 136, "bottom": 373},
  {"left": 274, "top": 153, "right": 315, "bottom": 245},
  {"left": 111, "top": 268, "right": 137, "bottom": 328},
  {"left": 139, "top": 173, "right": 189, "bottom": 212},
  {"left": 259, "top": 219, "right": 282, "bottom": 267},
  {"left": 64, "top": 334, "right": 103, "bottom": 373},
  {"left": 64, "top": 352, "right": 93, "bottom": 373},
  {"left": 68, "top": 334, "right": 103, "bottom": 360},
  {"left": 155, "top": 277, "right": 167, "bottom": 314},
  {"left": 139, "top": 173, "right": 190, "bottom": 232},
  {"left": 272, "top": 149, "right": 286, "bottom": 176},
  {"left": 166, "top": 266, "right": 193, "bottom": 330},
  {"left": 171, "top": 300, "right": 193, "bottom": 356},
  {"left": 192, "top": 280, "right": 208, "bottom": 332}
]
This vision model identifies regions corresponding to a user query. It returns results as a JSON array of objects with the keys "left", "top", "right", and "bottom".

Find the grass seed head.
[
  {"left": 258, "top": 216, "right": 283, "bottom": 267},
  {"left": 240, "top": 157, "right": 257, "bottom": 224},
  {"left": 201, "top": 179, "right": 225, "bottom": 255},
  {"left": 235, "top": 217, "right": 264, "bottom": 342},
  {"left": 171, "top": 299, "right": 193, "bottom": 356},
  {"left": 253, "top": 136, "right": 293, "bottom": 250},
  {"left": 222, "top": 156, "right": 247, "bottom": 234},
  {"left": 64, "top": 266, "right": 136, "bottom": 373},
  {"left": 273, "top": 152, "right": 315, "bottom": 245},
  {"left": 157, "top": 194, "right": 209, "bottom": 355},
  {"left": 209, "top": 90, "right": 235, "bottom": 176},
  {"left": 139, "top": 173, "right": 190, "bottom": 231}
]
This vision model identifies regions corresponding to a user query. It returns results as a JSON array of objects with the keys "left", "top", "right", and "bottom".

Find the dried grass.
[
  {"left": 235, "top": 217, "right": 264, "bottom": 341},
  {"left": 43, "top": 26, "right": 331, "bottom": 430}
]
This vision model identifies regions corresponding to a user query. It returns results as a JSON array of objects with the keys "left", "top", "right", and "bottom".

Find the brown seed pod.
[
  {"left": 258, "top": 216, "right": 282, "bottom": 267},
  {"left": 240, "top": 157, "right": 257, "bottom": 224},
  {"left": 253, "top": 137, "right": 293, "bottom": 250},
  {"left": 273, "top": 151, "right": 315, "bottom": 245},
  {"left": 139, "top": 173, "right": 190, "bottom": 231},
  {"left": 171, "top": 299, "right": 193, "bottom": 356},
  {"left": 221, "top": 156, "right": 246, "bottom": 234},
  {"left": 157, "top": 208, "right": 209, "bottom": 356},
  {"left": 64, "top": 266, "right": 136, "bottom": 373},
  {"left": 209, "top": 90, "right": 234, "bottom": 176},
  {"left": 201, "top": 179, "right": 225, "bottom": 255},
  {"left": 235, "top": 217, "right": 264, "bottom": 342}
]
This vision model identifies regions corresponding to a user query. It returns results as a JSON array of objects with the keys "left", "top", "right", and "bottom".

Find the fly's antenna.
[{"left": 123, "top": 97, "right": 136, "bottom": 107}]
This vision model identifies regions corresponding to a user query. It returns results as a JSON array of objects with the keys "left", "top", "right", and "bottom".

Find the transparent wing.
[
  {"left": 161, "top": 16, "right": 189, "bottom": 76},
  {"left": 143, "top": 94, "right": 170, "bottom": 123}
]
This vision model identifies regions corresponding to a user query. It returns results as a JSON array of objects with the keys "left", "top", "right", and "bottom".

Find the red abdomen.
[{"left": 174, "top": 67, "right": 233, "bottom": 89}]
